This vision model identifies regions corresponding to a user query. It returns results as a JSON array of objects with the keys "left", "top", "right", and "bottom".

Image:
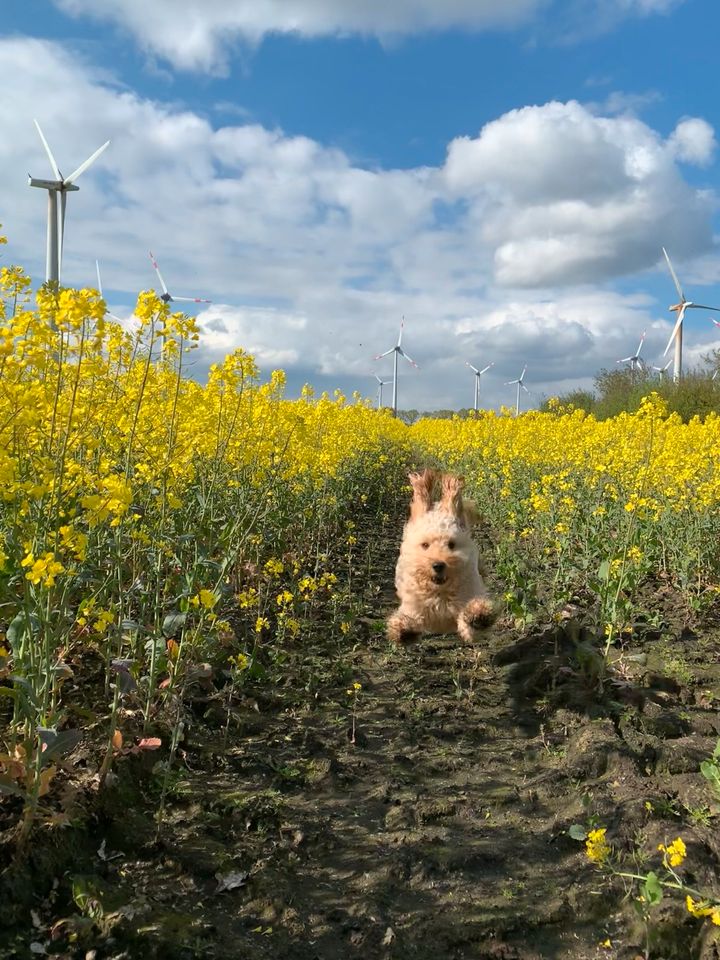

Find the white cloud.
[
  {"left": 52, "top": 0, "right": 685, "bottom": 72},
  {"left": 0, "top": 36, "right": 717, "bottom": 412},
  {"left": 444, "top": 101, "right": 714, "bottom": 286},
  {"left": 668, "top": 118, "right": 717, "bottom": 167}
]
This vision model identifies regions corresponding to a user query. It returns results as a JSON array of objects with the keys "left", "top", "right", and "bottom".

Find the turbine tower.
[
  {"left": 662, "top": 247, "right": 720, "bottom": 381},
  {"left": 505, "top": 364, "right": 528, "bottom": 416},
  {"left": 465, "top": 361, "right": 493, "bottom": 412},
  {"left": 374, "top": 375, "right": 391, "bottom": 409},
  {"left": 373, "top": 317, "right": 418, "bottom": 416},
  {"left": 29, "top": 119, "right": 110, "bottom": 284}
]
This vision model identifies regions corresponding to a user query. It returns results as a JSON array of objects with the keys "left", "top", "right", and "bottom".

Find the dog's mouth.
[{"left": 431, "top": 572, "right": 448, "bottom": 585}]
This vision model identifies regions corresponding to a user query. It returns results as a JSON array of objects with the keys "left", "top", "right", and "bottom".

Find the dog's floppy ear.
[
  {"left": 408, "top": 469, "right": 437, "bottom": 520},
  {"left": 462, "top": 498, "right": 480, "bottom": 526},
  {"left": 439, "top": 473, "right": 466, "bottom": 523}
]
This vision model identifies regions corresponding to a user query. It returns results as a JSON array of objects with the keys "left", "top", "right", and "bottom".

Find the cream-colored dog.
[{"left": 387, "top": 470, "right": 496, "bottom": 644}]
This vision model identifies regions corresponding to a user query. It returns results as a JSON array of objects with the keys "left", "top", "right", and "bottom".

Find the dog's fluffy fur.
[{"left": 387, "top": 470, "right": 496, "bottom": 644}]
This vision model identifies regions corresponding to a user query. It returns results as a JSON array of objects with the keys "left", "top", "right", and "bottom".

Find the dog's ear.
[
  {"left": 408, "top": 469, "right": 437, "bottom": 520},
  {"left": 439, "top": 474, "right": 466, "bottom": 523},
  {"left": 462, "top": 498, "right": 480, "bottom": 526}
]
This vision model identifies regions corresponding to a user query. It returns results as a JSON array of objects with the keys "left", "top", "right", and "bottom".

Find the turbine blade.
[
  {"left": 397, "top": 316, "right": 405, "bottom": 348},
  {"left": 636, "top": 330, "right": 646, "bottom": 356},
  {"left": 170, "top": 296, "right": 212, "bottom": 303},
  {"left": 711, "top": 318, "right": 720, "bottom": 328},
  {"left": 373, "top": 347, "right": 394, "bottom": 360},
  {"left": 480, "top": 362, "right": 494, "bottom": 374},
  {"left": 662, "top": 247, "right": 685, "bottom": 302},
  {"left": 618, "top": 355, "right": 634, "bottom": 363},
  {"left": 521, "top": 383, "right": 529, "bottom": 393},
  {"left": 688, "top": 303, "right": 720, "bottom": 312},
  {"left": 398, "top": 348, "right": 418, "bottom": 368},
  {"left": 663, "top": 304, "right": 686, "bottom": 356},
  {"left": 64, "top": 140, "right": 110, "bottom": 185},
  {"left": 34, "top": 119, "right": 61, "bottom": 180},
  {"left": 95, "top": 259, "right": 103, "bottom": 296},
  {"left": 149, "top": 251, "right": 170, "bottom": 297},
  {"left": 505, "top": 379, "right": 519, "bottom": 386},
  {"left": 466, "top": 362, "right": 480, "bottom": 373}
]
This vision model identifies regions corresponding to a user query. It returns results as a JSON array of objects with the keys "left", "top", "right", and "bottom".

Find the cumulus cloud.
[
  {"left": 668, "top": 118, "right": 717, "bottom": 167},
  {"left": 1, "top": 36, "right": 717, "bottom": 411},
  {"left": 52, "top": 0, "right": 685, "bottom": 72},
  {"left": 444, "top": 100, "right": 713, "bottom": 286}
]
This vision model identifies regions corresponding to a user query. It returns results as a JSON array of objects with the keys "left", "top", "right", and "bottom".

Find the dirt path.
[{"left": 3, "top": 510, "right": 720, "bottom": 959}]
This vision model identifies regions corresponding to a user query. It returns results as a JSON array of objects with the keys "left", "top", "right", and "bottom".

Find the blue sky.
[{"left": 2, "top": 0, "right": 720, "bottom": 410}]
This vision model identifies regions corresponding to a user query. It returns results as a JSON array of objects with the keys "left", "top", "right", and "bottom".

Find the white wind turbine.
[
  {"left": 374, "top": 375, "right": 391, "bottom": 409},
  {"left": 505, "top": 364, "right": 528, "bottom": 416},
  {"left": 95, "top": 261, "right": 123, "bottom": 323},
  {"left": 465, "top": 361, "right": 494, "bottom": 412},
  {"left": 29, "top": 119, "right": 110, "bottom": 284},
  {"left": 149, "top": 251, "right": 212, "bottom": 306},
  {"left": 373, "top": 317, "right": 418, "bottom": 416},
  {"left": 651, "top": 357, "right": 673, "bottom": 379},
  {"left": 616, "top": 330, "right": 646, "bottom": 373},
  {"left": 662, "top": 247, "right": 720, "bottom": 381}
]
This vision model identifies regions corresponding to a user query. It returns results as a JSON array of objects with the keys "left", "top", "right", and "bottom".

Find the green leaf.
[
  {"left": 597, "top": 560, "right": 610, "bottom": 582},
  {"left": 642, "top": 872, "right": 663, "bottom": 906},
  {"left": 162, "top": 611, "right": 186, "bottom": 638},
  {"left": 38, "top": 728, "right": 82, "bottom": 766},
  {"left": 568, "top": 824, "right": 587, "bottom": 841},
  {"left": 7, "top": 611, "right": 40, "bottom": 648}
]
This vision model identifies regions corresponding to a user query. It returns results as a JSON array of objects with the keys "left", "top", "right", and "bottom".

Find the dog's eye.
[
  {"left": 421, "top": 541, "right": 429, "bottom": 550},
  {"left": 448, "top": 540, "right": 456, "bottom": 550}
]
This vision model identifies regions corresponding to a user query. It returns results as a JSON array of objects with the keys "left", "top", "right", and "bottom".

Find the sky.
[{"left": 2, "top": 0, "right": 720, "bottom": 411}]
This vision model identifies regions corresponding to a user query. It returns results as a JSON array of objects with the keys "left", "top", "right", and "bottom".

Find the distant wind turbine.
[
  {"left": 149, "top": 251, "right": 212, "bottom": 305},
  {"left": 29, "top": 119, "right": 111, "bottom": 284},
  {"left": 95, "top": 261, "right": 123, "bottom": 323},
  {"left": 505, "top": 364, "right": 528, "bottom": 416},
  {"left": 465, "top": 361, "right": 493, "bottom": 412},
  {"left": 374, "top": 375, "right": 391, "bottom": 409},
  {"left": 651, "top": 357, "right": 673, "bottom": 378},
  {"left": 373, "top": 317, "right": 418, "bottom": 416},
  {"left": 616, "top": 330, "right": 646, "bottom": 373},
  {"left": 662, "top": 247, "right": 720, "bottom": 381}
]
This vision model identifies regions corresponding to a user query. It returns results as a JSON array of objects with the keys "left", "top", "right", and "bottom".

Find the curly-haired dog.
[{"left": 387, "top": 470, "right": 496, "bottom": 644}]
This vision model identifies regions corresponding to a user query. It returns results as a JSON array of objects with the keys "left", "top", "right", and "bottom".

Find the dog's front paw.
[
  {"left": 387, "top": 612, "right": 422, "bottom": 645},
  {"left": 463, "top": 598, "right": 497, "bottom": 631}
]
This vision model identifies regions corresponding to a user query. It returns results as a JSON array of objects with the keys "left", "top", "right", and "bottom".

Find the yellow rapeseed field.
[{"left": 2, "top": 240, "right": 720, "bottom": 834}]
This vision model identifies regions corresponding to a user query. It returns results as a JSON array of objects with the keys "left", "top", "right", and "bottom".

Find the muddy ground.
[{"left": 3, "top": 514, "right": 720, "bottom": 960}]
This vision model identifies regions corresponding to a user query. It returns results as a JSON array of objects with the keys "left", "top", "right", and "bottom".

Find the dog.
[{"left": 387, "top": 470, "right": 496, "bottom": 644}]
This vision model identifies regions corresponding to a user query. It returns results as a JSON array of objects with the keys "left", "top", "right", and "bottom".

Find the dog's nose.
[{"left": 432, "top": 561, "right": 446, "bottom": 573}]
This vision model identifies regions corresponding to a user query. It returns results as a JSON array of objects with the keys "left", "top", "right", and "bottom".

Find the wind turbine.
[
  {"left": 29, "top": 119, "right": 110, "bottom": 284},
  {"left": 662, "top": 247, "right": 720, "bottom": 381},
  {"left": 505, "top": 364, "right": 528, "bottom": 416},
  {"left": 651, "top": 358, "right": 673, "bottom": 379},
  {"left": 373, "top": 318, "right": 418, "bottom": 416},
  {"left": 616, "top": 330, "right": 646, "bottom": 373},
  {"left": 374, "top": 375, "right": 391, "bottom": 409},
  {"left": 95, "top": 261, "right": 123, "bottom": 323},
  {"left": 465, "top": 361, "right": 494, "bottom": 412},
  {"left": 149, "top": 251, "right": 212, "bottom": 305}
]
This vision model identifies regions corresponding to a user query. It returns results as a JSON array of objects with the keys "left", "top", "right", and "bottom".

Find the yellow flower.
[
  {"left": 585, "top": 828, "right": 611, "bottom": 864},
  {"left": 658, "top": 837, "right": 686, "bottom": 868}
]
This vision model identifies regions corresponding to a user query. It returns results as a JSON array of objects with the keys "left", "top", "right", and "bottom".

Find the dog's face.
[
  {"left": 400, "top": 469, "right": 475, "bottom": 591},
  {"left": 402, "top": 512, "right": 474, "bottom": 590}
]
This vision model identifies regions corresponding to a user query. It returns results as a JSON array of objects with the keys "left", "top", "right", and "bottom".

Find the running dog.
[{"left": 387, "top": 470, "right": 496, "bottom": 644}]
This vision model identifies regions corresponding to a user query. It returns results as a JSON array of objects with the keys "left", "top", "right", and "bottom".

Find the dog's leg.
[
  {"left": 457, "top": 597, "right": 497, "bottom": 643},
  {"left": 387, "top": 610, "right": 424, "bottom": 645}
]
